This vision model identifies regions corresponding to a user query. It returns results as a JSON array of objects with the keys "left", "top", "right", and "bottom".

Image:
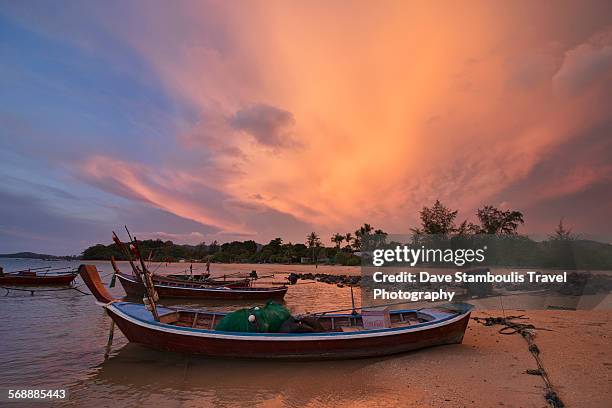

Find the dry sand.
[{"left": 367, "top": 310, "right": 611, "bottom": 408}]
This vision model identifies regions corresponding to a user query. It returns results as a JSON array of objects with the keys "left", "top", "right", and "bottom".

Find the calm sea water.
[
  {"left": 2, "top": 259, "right": 610, "bottom": 407},
  {"left": 1, "top": 259, "right": 409, "bottom": 408}
]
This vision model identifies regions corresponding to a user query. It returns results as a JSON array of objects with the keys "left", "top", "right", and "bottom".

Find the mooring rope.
[{"left": 472, "top": 315, "right": 564, "bottom": 408}]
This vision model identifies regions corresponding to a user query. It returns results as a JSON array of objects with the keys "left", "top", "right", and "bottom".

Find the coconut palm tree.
[
  {"left": 306, "top": 232, "right": 321, "bottom": 248},
  {"left": 344, "top": 232, "right": 353, "bottom": 250},
  {"left": 352, "top": 224, "right": 374, "bottom": 251},
  {"left": 306, "top": 232, "right": 322, "bottom": 265},
  {"left": 331, "top": 233, "right": 345, "bottom": 248}
]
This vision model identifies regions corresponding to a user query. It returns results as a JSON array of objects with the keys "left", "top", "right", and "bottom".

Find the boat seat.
[
  {"left": 392, "top": 319, "right": 422, "bottom": 328},
  {"left": 159, "top": 311, "right": 180, "bottom": 324},
  {"left": 340, "top": 326, "right": 364, "bottom": 332}
]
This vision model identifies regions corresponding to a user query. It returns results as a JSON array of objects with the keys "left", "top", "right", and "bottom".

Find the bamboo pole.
[
  {"left": 104, "top": 320, "right": 115, "bottom": 359},
  {"left": 112, "top": 231, "right": 141, "bottom": 280},
  {"left": 126, "top": 229, "right": 160, "bottom": 321},
  {"left": 110, "top": 256, "right": 121, "bottom": 274}
]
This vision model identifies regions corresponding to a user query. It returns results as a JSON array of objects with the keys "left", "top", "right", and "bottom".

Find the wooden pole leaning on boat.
[
  {"left": 104, "top": 320, "right": 115, "bottom": 359},
  {"left": 350, "top": 285, "right": 357, "bottom": 315},
  {"left": 109, "top": 256, "right": 121, "bottom": 288},
  {"left": 125, "top": 228, "right": 160, "bottom": 321},
  {"left": 112, "top": 231, "right": 142, "bottom": 280},
  {"left": 110, "top": 256, "right": 121, "bottom": 274}
]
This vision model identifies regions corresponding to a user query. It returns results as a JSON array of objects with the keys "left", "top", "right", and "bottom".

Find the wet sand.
[
  {"left": 0, "top": 259, "right": 610, "bottom": 407},
  {"left": 60, "top": 310, "right": 611, "bottom": 408}
]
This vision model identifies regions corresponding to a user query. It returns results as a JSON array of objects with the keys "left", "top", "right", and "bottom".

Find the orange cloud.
[
  {"left": 81, "top": 2, "right": 612, "bottom": 237},
  {"left": 79, "top": 155, "right": 251, "bottom": 235}
]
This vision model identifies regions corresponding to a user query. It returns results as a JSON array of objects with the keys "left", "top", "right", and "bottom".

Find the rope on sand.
[{"left": 472, "top": 315, "right": 564, "bottom": 408}]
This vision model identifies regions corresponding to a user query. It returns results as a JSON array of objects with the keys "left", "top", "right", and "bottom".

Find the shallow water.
[
  {"left": 1, "top": 259, "right": 609, "bottom": 407},
  {"left": 1, "top": 259, "right": 402, "bottom": 408}
]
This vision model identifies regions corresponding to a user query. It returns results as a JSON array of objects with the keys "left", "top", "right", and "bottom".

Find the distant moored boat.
[
  {"left": 0, "top": 267, "right": 77, "bottom": 285},
  {"left": 115, "top": 271, "right": 287, "bottom": 300}
]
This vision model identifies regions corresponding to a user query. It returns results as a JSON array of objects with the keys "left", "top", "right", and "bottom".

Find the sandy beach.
[
  {"left": 382, "top": 310, "right": 612, "bottom": 408},
  {"left": 3, "top": 2, "right": 612, "bottom": 406},
  {"left": 63, "top": 310, "right": 611, "bottom": 408},
  {"left": 0, "top": 259, "right": 609, "bottom": 407}
]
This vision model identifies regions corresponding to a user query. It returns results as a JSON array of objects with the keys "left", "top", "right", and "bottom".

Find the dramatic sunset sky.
[{"left": 1, "top": 1, "right": 611, "bottom": 254}]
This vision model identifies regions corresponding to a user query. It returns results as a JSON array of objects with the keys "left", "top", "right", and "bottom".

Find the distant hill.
[{"left": 0, "top": 252, "right": 78, "bottom": 260}]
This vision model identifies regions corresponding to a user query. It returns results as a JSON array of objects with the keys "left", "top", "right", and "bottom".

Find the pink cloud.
[
  {"left": 72, "top": 3, "right": 612, "bottom": 238},
  {"left": 78, "top": 155, "right": 250, "bottom": 235}
]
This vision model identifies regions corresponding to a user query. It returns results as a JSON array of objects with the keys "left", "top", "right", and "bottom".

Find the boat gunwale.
[
  {"left": 107, "top": 302, "right": 472, "bottom": 340},
  {"left": 116, "top": 272, "right": 287, "bottom": 293},
  {"left": 2, "top": 272, "right": 78, "bottom": 278},
  {"left": 0, "top": 272, "right": 78, "bottom": 284}
]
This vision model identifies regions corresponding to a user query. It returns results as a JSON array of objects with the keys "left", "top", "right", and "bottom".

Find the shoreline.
[
  {"left": 1, "top": 258, "right": 610, "bottom": 406},
  {"left": 61, "top": 309, "right": 611, "bottom": 407}
]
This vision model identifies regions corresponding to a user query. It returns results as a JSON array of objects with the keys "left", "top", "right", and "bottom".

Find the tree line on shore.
[{"left": 81, "top": 200, "right": 612, "bottom": 268}]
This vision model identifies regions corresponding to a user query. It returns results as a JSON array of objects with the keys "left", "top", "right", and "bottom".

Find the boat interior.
[
  {"left": 120, "top": 273, "right": 283, "bottom": 290},
  {"left": 153, "top": 307, "right": 449, "bottom": 333},
  {"left": 14, "top": 271, "right": 37, "bottom": 276},
  {"left": 167, "top": 273, "right": 211, "bottom": 280},
  {"left": 154, "top": 277, "right": 249, "bottom": 289}
]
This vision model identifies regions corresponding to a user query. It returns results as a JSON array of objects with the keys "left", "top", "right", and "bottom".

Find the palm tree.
[
  {"left": 371, "top": 228, "right": 388, "bottom": 248},
  {"left": 351, "top": 236, "right": 362, "bottom": 251},
  {"left": 331, "top": 233, "right": 345, "bottom": 248},
  {"left": 306, "top": 232, "right": 322, "bottom": 264},
  {"left": 344, "top": 232, "right": 353, "bottom": 250},
  {"left": 352, "top": 224, "right": 374, "bottom": 251},
  {"left": 306, "top": 232, "right": 321, "bottom": 248}
]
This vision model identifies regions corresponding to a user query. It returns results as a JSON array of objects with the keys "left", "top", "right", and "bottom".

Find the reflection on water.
[
  {"left": 1, "top": 259, "right": 397, "bottom": 407},
  {"left": 3, "top": 258, "right": 606, "bottom": 406},
  {"left": 69, "top": 344, "right": 405, "bottom": 408}
]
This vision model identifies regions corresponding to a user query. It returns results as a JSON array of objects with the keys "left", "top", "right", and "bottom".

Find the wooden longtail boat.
[
  {"left": 81, "top": 265, "right": 473, "bottom": 359},
  {"left": 167, "top": 273, "right": 211, "bottom": 280},
  {"left": 161, "top": 274, "right": 249, "bottom": 287},
  {"left": 116, "top": 272, "right": 287, "bottom": 300},
  {"left": 0, "top": 271, "right": 77, "bottom": 285}
]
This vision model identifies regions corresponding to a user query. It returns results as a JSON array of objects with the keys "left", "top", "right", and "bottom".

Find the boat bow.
[{"left": 79, "top": 264, "right": 116, "bottom": 304}]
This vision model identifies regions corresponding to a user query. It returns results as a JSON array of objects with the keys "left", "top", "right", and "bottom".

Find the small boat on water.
[
  {"left": 0, "top": 267, "right": 78, "bottom": 285},
  {"left": 116, "top": 271, "right": 288, "bottom": 300},
  {"left": 167, "top": 273, "right": 210, "bottom": 280},
  {"left": 80, "top": 265, "right": 473, "bottom": 359},
  {"left": 108, "top": 229, "right": 285, "bottom": 300},
  {"left": 162, "top": 273, "right": 250, "bottom": 286}
]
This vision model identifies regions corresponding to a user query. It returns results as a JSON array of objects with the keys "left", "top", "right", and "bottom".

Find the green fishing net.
[{"left": 215, "top": 301, "right": 291, "bottom": 333}]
